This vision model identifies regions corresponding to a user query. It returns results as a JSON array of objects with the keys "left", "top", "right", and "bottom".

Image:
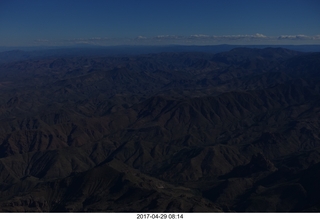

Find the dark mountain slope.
[{"left": 0, "top": 48, "right": 320, "bottom": 212}]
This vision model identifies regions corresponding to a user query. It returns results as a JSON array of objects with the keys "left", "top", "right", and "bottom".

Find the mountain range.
[{"left": 0, "top": 47, "right": 320, "bottom": 212}]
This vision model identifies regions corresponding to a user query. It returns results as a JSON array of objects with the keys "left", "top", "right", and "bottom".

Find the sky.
[{"left": 1, "top": 0, "right": 320, "bottom": 47}]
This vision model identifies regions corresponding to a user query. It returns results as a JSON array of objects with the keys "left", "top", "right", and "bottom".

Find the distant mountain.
[
  {"left": 0, "top": 47, "right": 320, "bottom": 212},
  {"left": 1, "top": 44, "right": 320, "bottom": 63}
]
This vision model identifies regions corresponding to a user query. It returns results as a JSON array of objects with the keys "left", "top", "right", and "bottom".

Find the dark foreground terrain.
[{"left": 0, "top": 47, "right": 320, "bottom": 212}]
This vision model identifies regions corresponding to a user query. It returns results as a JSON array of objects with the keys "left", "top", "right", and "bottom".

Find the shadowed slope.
[{"left": 0, "top": 48, "right": 320, "bottom": 212}]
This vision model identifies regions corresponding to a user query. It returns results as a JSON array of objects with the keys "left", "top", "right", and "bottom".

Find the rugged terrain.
[{"left": 0, "top": 47, "right": 320, "bottom": 212}]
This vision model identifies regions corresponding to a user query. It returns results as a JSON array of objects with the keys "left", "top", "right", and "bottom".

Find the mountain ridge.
[{"left": 0, "top": 47, "right": 320, "bottom": 212}]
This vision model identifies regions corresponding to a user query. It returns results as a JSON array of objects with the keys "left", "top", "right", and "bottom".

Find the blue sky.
[{"left": 1, "top": 0, "right": 320, "bottom": 46}]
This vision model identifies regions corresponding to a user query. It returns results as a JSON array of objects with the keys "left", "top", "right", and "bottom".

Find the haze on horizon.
[{"left": 1, "top": 0, "right": 320, "bottom": 47}]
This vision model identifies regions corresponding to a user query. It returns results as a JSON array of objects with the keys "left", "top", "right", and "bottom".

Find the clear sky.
[{"left": 1, "top": 0, "right": 320, "bottom": 47}]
